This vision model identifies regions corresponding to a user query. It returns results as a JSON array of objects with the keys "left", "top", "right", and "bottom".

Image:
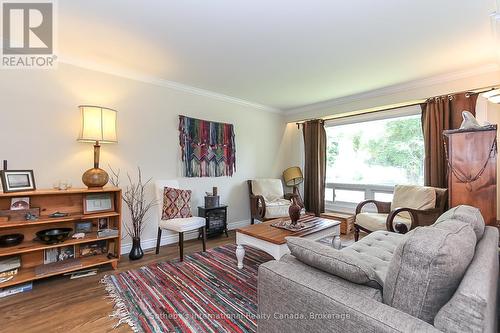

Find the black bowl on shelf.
[
  {"left": 0, "top": 233, "right": 24, "bottom": 247},
  {"left": 35, "top": 228, "right": 73, "bottom": 244}
]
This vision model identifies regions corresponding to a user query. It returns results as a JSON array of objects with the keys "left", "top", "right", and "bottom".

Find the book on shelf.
[
  {"left": 0, "top": 256, "right": 21, "bottom": 273},
  {"left": 0, "top": 275, "right": 14, "bottom": 284},
  {"left": 0, "top": 282, "right": 32, "bottom": 299},
  {"left": 0, "top": 268, "right": 18, "bottom": 278}
]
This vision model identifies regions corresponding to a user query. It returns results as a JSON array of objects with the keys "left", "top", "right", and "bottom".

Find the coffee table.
[{"left": 235, "top": 215, "right": 341, "bottom": 269}]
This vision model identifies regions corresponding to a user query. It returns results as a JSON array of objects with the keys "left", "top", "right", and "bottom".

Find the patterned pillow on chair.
[{"left": 162, "top": 187, "right": 193, "bottom": 220}]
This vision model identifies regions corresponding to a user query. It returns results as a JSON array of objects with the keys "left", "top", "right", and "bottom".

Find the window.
[{"left": 325, "top": 106, "right": 424, "bottom": 212}]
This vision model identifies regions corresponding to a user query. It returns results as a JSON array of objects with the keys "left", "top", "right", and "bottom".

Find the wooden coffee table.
[{"left": 235, "top": 215, "right": 341, "bottom": 269}]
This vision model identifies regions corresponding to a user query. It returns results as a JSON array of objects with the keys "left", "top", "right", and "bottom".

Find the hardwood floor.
[
  {"left": 0, "top": 232, "right": 235, "bottom": 333},
  {"left": 0, "top": 231, "right": 356, "bottom": 333}
]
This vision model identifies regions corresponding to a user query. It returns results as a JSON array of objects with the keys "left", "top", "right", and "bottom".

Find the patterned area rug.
[{"left": 102, "top": 244, "right": 273, "bottom": 333}]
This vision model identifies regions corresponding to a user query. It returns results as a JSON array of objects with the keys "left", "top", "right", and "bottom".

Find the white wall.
[{"left": 0, "top": 63, "right": 287, "bottom": 252}]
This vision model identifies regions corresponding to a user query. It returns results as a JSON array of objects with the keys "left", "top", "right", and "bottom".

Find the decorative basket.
[{"left": 204, "top": 195, "right": 220, "bottom": 208}]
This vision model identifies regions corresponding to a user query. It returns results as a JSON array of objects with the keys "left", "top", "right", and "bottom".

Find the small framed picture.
[
  {"left": 97, "top": 217, "right": 109, "bottom": 230},
  {"left": 44, "top": 245, "right": 75, "bottom": 264},
  {"left": 10, "top": 197, "right": 30, "bottom": 210},
  {"left": 83, "top": 193, "right": 114, "bottom": 214},
  {"left": 1, "top": 170, "right": 36, "bottom": 193},
  {"left": 75, "top": 221, "right": 93, "bottom": 234}
]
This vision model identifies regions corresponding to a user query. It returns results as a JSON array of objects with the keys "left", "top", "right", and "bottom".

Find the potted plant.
[{"left": 109, "top": 166, "right": 156, "bottom": 260}]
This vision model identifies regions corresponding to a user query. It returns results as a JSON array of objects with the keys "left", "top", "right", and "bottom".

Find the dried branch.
[
  {"left": 110, "top": 165, "right": 157, "bottom": 239},
  {"left": 108, "top": 165, "right": 120, "bottom": 187}
]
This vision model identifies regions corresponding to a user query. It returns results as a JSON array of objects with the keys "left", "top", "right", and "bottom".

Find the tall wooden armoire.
[{"left": 443, "top": 125, "right": 497, "bottom": 225}]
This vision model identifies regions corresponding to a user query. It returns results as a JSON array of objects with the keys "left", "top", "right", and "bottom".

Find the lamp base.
[{"left": 82, "top": 167, "right": 109, "bottom": 189}]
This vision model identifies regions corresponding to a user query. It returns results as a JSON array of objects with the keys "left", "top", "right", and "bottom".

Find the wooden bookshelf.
[
  {"left": 0, "top": 187, "right": 122, "bottom": 289},
  {"left": 0, "top": 255, "right": 117, "bottom": 288}
]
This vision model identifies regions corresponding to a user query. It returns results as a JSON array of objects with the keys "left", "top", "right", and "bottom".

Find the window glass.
[{"left": 326, "top": 114, "right": 424, "bottom": 186}]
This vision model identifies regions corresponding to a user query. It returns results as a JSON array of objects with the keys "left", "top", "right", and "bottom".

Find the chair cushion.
[
  {"left": 383, "top": 220, "right": 477, "bottom": 324},
  {"left": 159, "top": 216, "right": 205, "bottom": 232},
  {"left": 355, "top": 212, "right": 411, "bottom": 232},
  {"left": 162, "top": 187, "right": 192, "bottom": 220},
  {"left": 391, "top": 185, "right": 436, "bottom": 219},
  {"left": 263, "top": 199, "right": 291, "bottom": 219},
  {"left": 251, "top": 179, "right": 284, "bottom": 202},
  {"left": 286, "top": 236, "right": 384, "bottom": 289},
  {"left": 433, "top": 205, "right": 485, "bottom": 241}
]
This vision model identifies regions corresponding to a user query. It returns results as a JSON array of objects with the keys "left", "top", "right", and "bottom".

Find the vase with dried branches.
[{"left": 109, "top": 166, "right": 156, "bottom": 260}]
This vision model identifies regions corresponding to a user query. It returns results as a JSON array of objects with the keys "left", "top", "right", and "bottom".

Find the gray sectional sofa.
[{"left": 257, "top": 205, "right": 499, "bottom": 332}]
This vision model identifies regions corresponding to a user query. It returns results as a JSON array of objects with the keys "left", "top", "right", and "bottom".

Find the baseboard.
[{"left": 121, "top": 219, "right": 251, "bottom": 254}]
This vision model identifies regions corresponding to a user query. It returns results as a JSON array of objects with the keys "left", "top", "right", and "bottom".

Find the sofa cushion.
[
  {"left": 433, "top": 205, "right": 485, "bottom": 241},
  {"left": 277, "top": 254, "right": 383, "bottom": 302},
  {"left": 355, "top": 212, "right": 411, "bottom": 232},
  {"left": 383, "top": 220, "right": 476, "bottom": 324},
  {"left": 287, "top": 234, "right": 403, "bottom": 289},
  {"left": 391, "top": 185, "right": 436, "bottom": 219},
  {"left": 433, "top": 227, "right": 499, "bottom": 333},
  {"left": 251, "top": 179, "right": 284, "bottom": 202}
]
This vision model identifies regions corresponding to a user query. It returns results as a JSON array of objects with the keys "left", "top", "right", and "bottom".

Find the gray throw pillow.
[
  {"left": 383, "top": 220, "right": 476, "bottom": 324},
  {"left": 286, "top": 237, "right": 383, "bottom": 289},
  {"left": 433, "top": 205, "right": 485, "bottom": 240}
]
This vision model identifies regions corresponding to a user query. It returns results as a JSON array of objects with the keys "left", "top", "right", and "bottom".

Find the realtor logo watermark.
[{"left": 2, "top": 1, "right": 57, "bottom": 68}]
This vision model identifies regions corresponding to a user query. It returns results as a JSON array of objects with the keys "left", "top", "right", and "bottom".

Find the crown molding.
[
  {"left": 58, "top": 56, "right": 283, "bottom": 114},
  {"left": 284, "top": 63, "right": 500, "bottom": 115}
]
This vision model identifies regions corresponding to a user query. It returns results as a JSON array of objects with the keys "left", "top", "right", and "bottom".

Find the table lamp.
[
  {"left": 283, "top": 166, "right": 304, "bottom": 208},
  {"left": 77, "top": 105, "right": 117, "bottom": 188}
]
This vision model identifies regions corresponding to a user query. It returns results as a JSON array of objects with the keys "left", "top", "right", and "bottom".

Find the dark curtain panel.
[
  {"left": 421, "top": 93, "right": 478, "bottom": 187},
  {"left": 302, "top": 119, "right": 327, "bottom": 216}
]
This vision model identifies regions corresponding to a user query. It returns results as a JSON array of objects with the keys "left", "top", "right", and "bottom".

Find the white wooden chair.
[{"left": 155, "top": 180, "right": 206, "bottom": 261}]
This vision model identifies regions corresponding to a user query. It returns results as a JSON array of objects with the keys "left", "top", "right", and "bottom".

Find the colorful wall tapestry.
[{"left": 178, "top": 115, "right": 236, "bottom": 177}]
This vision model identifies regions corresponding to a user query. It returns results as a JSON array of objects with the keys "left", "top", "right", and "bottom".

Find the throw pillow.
[
  {"left": 433, "top": 205, "right": 485, "bottom": 241},
  {"left": 286, "top": 237, "right": 384, "bottom": 289},
  {"left": 162, "top": 187, "right": 192, "bottom": 220},
  {"left": 383, "top": 220, "right": 476, "bottom": 324}
]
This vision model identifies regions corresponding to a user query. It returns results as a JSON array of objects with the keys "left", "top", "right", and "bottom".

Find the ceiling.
[{"left": 58, "top": 0, "right": 498, "bottom": 111}]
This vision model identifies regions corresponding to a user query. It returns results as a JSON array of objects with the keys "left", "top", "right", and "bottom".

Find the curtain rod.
[{"left": 294, "top": 85, "right": 498, "bottom": 127}]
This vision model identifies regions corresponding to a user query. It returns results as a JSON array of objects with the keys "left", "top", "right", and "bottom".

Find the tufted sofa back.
[{"left": 342, "top": 231, "right": 405, "bottom": 288}]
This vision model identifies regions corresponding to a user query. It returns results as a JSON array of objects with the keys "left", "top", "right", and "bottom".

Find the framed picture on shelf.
[
  {"left": 75, "top": 221, "right": 93, "bottom": 234},
  {"left": 83, "top": 193, "right": 114, "bottom": 214},
  {"left": 0, "top": 170, "right": 36, "bottom": 193},
  {"left": 44, "top": 245, "right": 75, "bottom": 264},
  {"left": 79, "top": 240, "right": 107, "bottom": 257},
  {"left": 10, "top": 197, "right": 30, "bottom": 210},
  {"left": 97, "top": 217, "right": 109, "bottom": 230}
]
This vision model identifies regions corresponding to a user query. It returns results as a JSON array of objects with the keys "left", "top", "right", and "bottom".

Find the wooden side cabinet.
[
  {"left": 0, "top": 187, "right": 122, "bottom": 289},
  {"left": 444, "top": 126, "right": 497, "bottom": 225},
  {"left": 198, "top": 205, "right": 228, "bottom": 238}
]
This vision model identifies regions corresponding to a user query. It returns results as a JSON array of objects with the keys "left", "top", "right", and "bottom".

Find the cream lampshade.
[
  {"left": 283, "top": 166, "right": 304, "bottom": 208},
  {"left": 77, "top": 105, "right": 118, "bottom": 188},
  {"left": 283, "top": 166, "right": 303, "bottom": 187}
]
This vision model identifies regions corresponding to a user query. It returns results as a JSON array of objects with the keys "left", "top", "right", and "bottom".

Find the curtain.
[
  {"left": 421, "top": 93, "right": 478, "bottom": 187},
  {"left": 302, "top": 119, "right": 327, "bottom": 216}
]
